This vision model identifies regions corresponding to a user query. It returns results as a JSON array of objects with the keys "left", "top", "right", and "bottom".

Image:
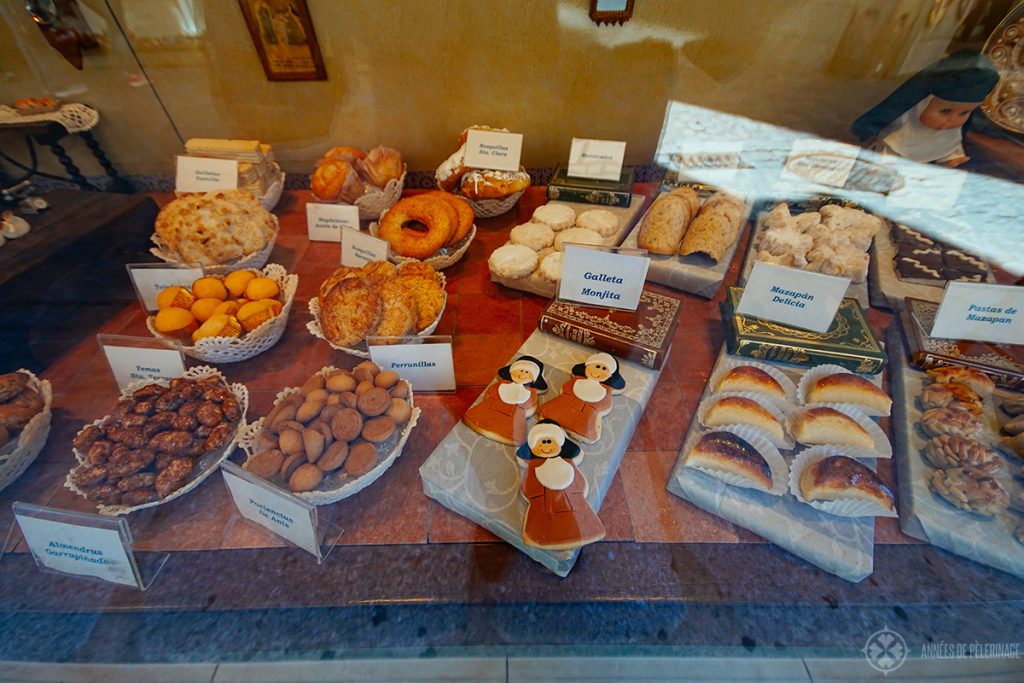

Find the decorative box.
[
  {"left": 546, "top": 164, "right": 635, "bottom": 207},
  {"left": 899, "top": 296, "right": 1024, "bottom": 391},
  {"left": 538, "top": 289, "right": 682, "bottom": 370},
  {"left": 721, "top": 286, "right": 887, "bottom": 374}
]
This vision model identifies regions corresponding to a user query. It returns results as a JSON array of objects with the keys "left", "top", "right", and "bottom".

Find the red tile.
[
  {"left": 628, "top": 379, "right": 689, "bottom": 452},
  {"left": 456, "top": 293, "right": 521, "bottom": 334},
  {"left": 597, "top": 472, "right": 634, "bottom": 542},
  {"left": 427, "top": 500, "right": 500, "bottom": 543},
  {"left": 453, "top": 333, "right": 525, "bottom": 386},
  {"left": 302, "top": 241, "right": 342, "bottom": 265}
]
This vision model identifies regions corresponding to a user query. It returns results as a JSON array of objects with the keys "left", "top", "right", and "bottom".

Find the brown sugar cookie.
[
  {"left": 357, "top": 387, "right": 391, "bottom": 417},
  {"left": 289, "top": 464, "right": 324, "bottom": 492},
  {"left": 374, "top": 371, "right": 400, "bottom": 389},
  {"left": 387, "top": 398, "right": 412, "bottom": 425},
  {"left": 280, "top": 452, "right": 306, "bottom": 481},
  {"left": 362, "top": 416, "right": 396, "bottom": 443},
  {"left": 344, "top": 441, "right": 378, "bottom": 476},
  {"left": 371, "top": 279, "right": 418, "bottom": 338},
  {"left": 318, "top": 441, "right": 349, "bottom": 472},
  {"left": 330, "top": 408, "right": 363, "bottom": 442},
  {"left": 320, "top": 275, "right": 383, "bottom": 347},
  {"left": 319, "top": 266, "right": 360, "bottom": 300},
  {"left": 246, "top": 449, "right": 284, "bottom": 479},
  {"left": 396, "top": 265, "right": 445, "bottom": 331}
]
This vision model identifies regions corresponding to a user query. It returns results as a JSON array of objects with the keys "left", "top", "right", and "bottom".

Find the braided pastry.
[
  {"left": 929, "top": 466, "right": 1009, "bottom": 516},
  {"left": 920, "top": 382, "right": 955, "bottom": 410},
  {"left": 923, "top": 434, "right": 1000, "bottom": 472},
  {"left": 920, "top": 407, "right": 984, "bottom": 439}
]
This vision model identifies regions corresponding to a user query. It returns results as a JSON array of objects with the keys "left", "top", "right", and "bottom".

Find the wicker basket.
[
  {"left": 150, "top": 216, "right": 280, "bottom": 276},
  {"left": 260, "top": 165, "right": 286, "bottom": 211},
  {"left": 64, "top": 366, "right": 248, "bottom": 516},
  {"left": 237, "top": 366, "right": 420, "bottom": 505},
  {"left": 306, "top": 270, "right": 447, "bottom": 358},
  {"left": 0, "top": 370, "right": 52, "bottom": 493},
  {"left": 369, "top": 217, "right": 475, "bottom": 270},
  {"left": 145, "top": 263, "right": 297, "bottom": 363},
  {"left": 468, "top": 190, "right": 524, "bottom": 218}
]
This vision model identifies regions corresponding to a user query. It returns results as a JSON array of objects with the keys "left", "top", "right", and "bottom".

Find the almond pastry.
[
  {"left": 923, "top": 434, "right": 1000, "bottom": 472},
  {"left": 929, "top": 466, "right": 1009, "bottom": 516}
]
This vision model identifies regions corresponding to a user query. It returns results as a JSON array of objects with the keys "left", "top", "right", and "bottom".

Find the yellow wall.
[{"left": 0, "top": 0, "right": 991, "bottom": 178}]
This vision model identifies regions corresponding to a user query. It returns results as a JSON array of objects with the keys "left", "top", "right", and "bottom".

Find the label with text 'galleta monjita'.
[
  {"left": 558, "top": 245, "right": 650, "bottom": 312},
  {"left": 736, "top": 261, "right": 850, "bottom": 333}
]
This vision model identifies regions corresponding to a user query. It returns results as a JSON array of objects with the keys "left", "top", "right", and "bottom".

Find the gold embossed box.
[
  {"left": 538, "top": 290, "right": 682, "bottom": 369},
  {"left": 722, "top": 286, "right": 887, "bottom": 374}
]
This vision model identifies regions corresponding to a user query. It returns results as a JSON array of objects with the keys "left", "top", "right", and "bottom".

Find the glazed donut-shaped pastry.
[
  {"left": 378, "top": 195, "right": 457, "bottom": 259},
  {"left": 459, "top": 168, "right": 531, "bottom": 201},
  {"left": 435, "top": 143, "right": 469, "bottom": 193},
  {"left": 427, "top": 191, "right": 474, "bottom": 246}
]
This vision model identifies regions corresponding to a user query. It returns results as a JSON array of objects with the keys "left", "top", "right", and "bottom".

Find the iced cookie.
[
  {"left": 532, "top": 203, "right": 576, "bottom": 231},
  {"left": 554, "top": 227, "right": 603, "bottom": 251},
  {"left": 488, "top": 244, "right": 539, "bottom": 279},
  {"left": 509, "top": 222, "right": 555, "bottom": 251},
  {"left": 463, "top": 356, "right": 547, "bottom": 445},
  {"left": 538, "top": 352, "right": 625, "bottom": 444},
  {"left": 538, "top": 251, "right": 563, "bottom": 283},
  {"left": 576, "top": 209, "right": 619, "bottom": 237}
]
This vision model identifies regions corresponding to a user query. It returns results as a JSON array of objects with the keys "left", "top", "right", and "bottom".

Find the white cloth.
[{"left": 877, "top": 97, "right": 964, "bottom": 164}]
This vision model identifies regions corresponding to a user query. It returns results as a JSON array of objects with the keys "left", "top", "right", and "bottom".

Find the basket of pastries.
[
  {"left": 151, "top": 189, "right": 279, "bottom": 275},
  {"left": 0, "top": 370, "right": 52, "bottom": 493},
  {"left": 66, "top": 367, "right": 247, "bottom": 515},
  {"left": 307, "top": 260, "right": 447, "bottom": 358},
  {"left": 434, "top": 125, "right": 530, "bottom": 218},
  {"left": 181, "top": 138, "right": 284, "bottom": 211},
  {"left": 147, "top": 264, "right": 297, "bottom": 363},
  {"left": 369, "top": 191, "right": 476, "bottom": 269},
  {"left": 237, "top": 362, "right": 419, "bottom": 505},
  {"left": 311, "top": 145, "right": 407, "bottom": 220}
]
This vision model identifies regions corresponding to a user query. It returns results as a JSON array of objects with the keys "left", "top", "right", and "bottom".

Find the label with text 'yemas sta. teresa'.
[
  {"left": 736, "top": 261, "right": 850, "bottom": 333},
  {"left": 931, "top": 282, "right": 1024, "bottom": 345}
]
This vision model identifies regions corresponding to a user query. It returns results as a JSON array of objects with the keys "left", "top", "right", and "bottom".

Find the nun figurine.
[
  {"left": 462, "top": 355, "right": 547, "bottom": 445},
  {"left": 537, "top": 352, "right": 626, "bottom": 444},
  {"left": 851, "top": 50, "right": 999, "bottom": 168},
  {"left": 515, "top": 420, "right": 606, "bottom": 551}
]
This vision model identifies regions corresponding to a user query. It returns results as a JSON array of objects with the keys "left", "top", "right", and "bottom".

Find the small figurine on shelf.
[
  {"left": 851, "top": 50, "right": 999, "bottom": 168},
  {"left": 463, "top": 356, "right": 547, "bottom": 445},
  {"left": 515, "top": 420, "right": 606, "bottom": 551},
  {"left": 538, "top": 352, "right": 626, "bottom": 444},
  {"left": 1, "top": 211, "right": 30, "bottom": 240}
]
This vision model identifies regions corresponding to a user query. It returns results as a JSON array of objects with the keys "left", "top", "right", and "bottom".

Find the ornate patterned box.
[
  {"left": 900, "top": 297, "right": 1024, "bottom": 391},
  {"left": 721, "top": 286, "right": 887, "bottom": 374},
  {"left": 538, "top": 290, "right": 682, "bottom": 370}
]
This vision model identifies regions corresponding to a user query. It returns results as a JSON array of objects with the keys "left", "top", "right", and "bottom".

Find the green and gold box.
[{"left": 721, "top": 286, "right": 887, "bottom": 374}]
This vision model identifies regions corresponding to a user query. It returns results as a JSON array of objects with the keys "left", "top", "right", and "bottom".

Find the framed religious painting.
[{"left": 237, "top": 0, "right": 327, "bottom": 81}]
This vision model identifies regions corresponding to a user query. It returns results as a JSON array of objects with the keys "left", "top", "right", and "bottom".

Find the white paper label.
[
  {"left": 930, "top": 282, "right": 1024, "bottom": 345},
  {"left": 221, "top": 467, "right": 320, "bottom": 557},
  {"left": 341, "top": 226, "right": 389, "bottom": 267},
  {"left": 16, "top": 515, "right": 138, "bottom": 587},
  {"left": 175, "top": 156, "right": 238, "bottom": 193},
  {"left": 736, "top": 261, "right": 850, "bottom": 333},
  {"left": 558, "top": 245, "right": 650, "bottom": 311},
  {"left": 101, "top": 343, "right": 186, "bottom": 391},
  {"left": 568, "top": 138, "right": 626, "bottom": 181},
  {"left": 127, "top": 265, "right": 204, "bottom": 312},
  {"left": 463, "top": 129, "right": 523, "bottom": 172},
  {"left": 306, "top": 202, "right": 359, "bottom": 242},
  {"left": 780, "top": 139, "right": 860, "bottom": 189},
  {"left": 369, "top": 343, "right": 456, "bottom": 392}
]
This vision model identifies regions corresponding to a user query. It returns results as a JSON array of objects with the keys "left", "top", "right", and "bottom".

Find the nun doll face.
[
  {"left": 918, "top": 97, "right": 980, "bottom": 131},
  {"left": 532, "top": 435, "right": 561, "bottom": 458},
  {"left": 510, "top": 366, "right": 536, "bottom": 384},
  {"left": 584, "top": 360, "right": 613, "bottom": 382}
]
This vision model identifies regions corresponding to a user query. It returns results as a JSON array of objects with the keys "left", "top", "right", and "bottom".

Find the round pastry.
[
  {"left": 395, "top": 262, "right": 445, "bottom": 331},
  {"left": 377, "top": 195, "right": 457, "bottom": 259},
  {"left": 311, "top": 159, "right": 365, "bottom": 203},
  {"left": 360, "top": 260, "right": 398, "bottom": 285},
  {"left": 426, "top": 191, "right": 474, "bottom": 247},
  {"left": 154, "top": 190, "right": 276, "bottom": 266},
  {"left": 509, "top": 222, "right": 555, "bottom": 251},
  {"left": 435, "top": 143, "right": 469, "bottom": 192},
  {"left": 576, "top": 209, "right": 619, "bottom": 237},
  {"left": 192, "top": 314, "right": 241, "bottom": 343},
  {"left": 319, "top": 146, "right": 365, "bottom": 166},
  {"left": 537, "top": 251, "right": 563, "bottom": 283},
  {"left": 488, "top": 244, "right": 539, "bottom": 280},
  {"left": 319, "top": 276, "right": 383, "bottom": 347},
  {"left": 356, "top": 145, "right": 404, "bottom": 188},
  {"left": 153, "top": 307, "right": 197, "bottom": 340},
  {"left": 372, "top": 279, "right": 418, "bottom": 337},
  {"left": 459, "top": 168, "right": 530, "bottom": 201},
  {"left": 554, "top": 227, "right": 603, "bottom": 251},
  {"left": 532, "top": 204, "right": 576, "bottom": 231}
]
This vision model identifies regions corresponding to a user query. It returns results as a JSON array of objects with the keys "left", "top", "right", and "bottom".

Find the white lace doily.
[{"left": 0, "top": 103, "right": 99, "bottom": 133}]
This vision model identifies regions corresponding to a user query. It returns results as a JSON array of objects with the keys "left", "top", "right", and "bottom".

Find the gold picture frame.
[{"left": 237, "top": 0, "right": 326, "bottom": 81}]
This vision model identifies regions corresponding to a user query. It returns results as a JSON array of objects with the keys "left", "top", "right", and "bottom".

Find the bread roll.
[
  {"left": 638, "top": 191, "right": 699, "bottom": 254},
  {"left": 678, "top": 191, "right": 746, "bottom": 262},
  {"left": 703, "top": 396, "right": 784, "bottom": 443},
  {"left": 684, "top": 431, "right": 772, "bottom": 490},
  {"left": 799, "top": 455, "right": 894, "bottom": 510},
  {"left": 806, "top": 373, "right": 891, "bottom": 414},
  {"left": 716, "top": 366, "right": 786, "bottom": 401},
  {"left": 792, "top": 407, "right": 873, "bottom": 450}
]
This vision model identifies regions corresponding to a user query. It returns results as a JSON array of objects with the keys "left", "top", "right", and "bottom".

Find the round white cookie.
[
  {"left": 509, "top": 222, "right": 555, "bottom": 251},
  {"left": 532, "top": 203, "right": 576, "bottom": 231},
  {"left": 488, "top": 243, "right": 539, "bottom": 279},
  {"left": 554, "top": 227, "right": 603, "bottom": 251},
  {"left": 538, "top": 251, "right": 563, "bottom": 283},
  {"left": 576, "top": 209, "right": 619, "bottom": 237}
]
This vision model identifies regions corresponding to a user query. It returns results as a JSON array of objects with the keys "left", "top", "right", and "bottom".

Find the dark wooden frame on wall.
[
  {"left": 589, "top": 0, "right": 635, "bottom": 26},
  {"left": 237, "top": 0, "right": 327, "bottom": 81}
]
